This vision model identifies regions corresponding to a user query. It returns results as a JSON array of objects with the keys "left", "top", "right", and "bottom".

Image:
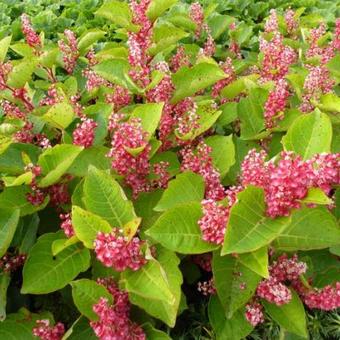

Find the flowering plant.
[{"left": 0, "top": 1, "right": 339, "bottom": 339}]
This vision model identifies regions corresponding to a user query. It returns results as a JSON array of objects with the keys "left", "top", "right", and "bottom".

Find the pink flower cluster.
[
  {"left": 264, "top": 79, "right": 290, "bottom": 128},
  {"left": 59, "top": 213, "right": 74, "bottom": 238},
  {"left": 259, "top": 33, "right": 297, "bottom": 81},
  {"left": 0, "top": 62, "right": 12, "bottom": 90},
  {"left": 83, "top": 69, "right": 108, "bottom": 91},
  {"left": 58, "top": 30, "right": 79, "bottom": 74},
  {"left": 94, "top": 231, "right": 147, "bottom": 272},
  {"left": 212, "top": 58, "right": 235, "bottom": 98},
  {"left": 241, "top": 149, "right": 340, "bottom": 217},
  {"left": 192, "top": 253, "right": 212, "bottom": 272},
  {"left": 170, "top": 46, "right": 190, "bottom": 73},
  {"left": 72, "top": 117, "right": 97, "bottom": 148},
  {"left": 32, "top": 320, "right": 65, "bottom": 340},
  {"left": 106, "top": 85, "right": 131, "bottom": 111},
  {"left": 190, "top": 2, "right": 204, "bottom": 38},
  {"left": 245, "top": 302, "right": 264, "bottom": 327},
  {"left": 180, "top": 141, "right": 225, "bottom": 200},
  {"left": 284, "top": 9, "right": 298, "bottom": 35},
  {"left": 197, "top": 278, "right": 216, "bottom": 296},
  {"left": 91, "top": 278, "right": 145, "bottom": 339},
  {"left": 21, "top": 14, "right": 40, "bottom": 48},
  {"left": 265, "top": 9, "right": 279, "bottom": 33},
  {"left": 0, "top": 253, "right": 26, "bottom": 273},
  {"left": 1, "top": 100, "right": 25, "bottom": 119}
]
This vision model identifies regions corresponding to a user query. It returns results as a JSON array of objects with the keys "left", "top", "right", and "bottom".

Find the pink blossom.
[
  {"left": 192, "top": 253, "right": 212, "bottom": 272},
  {"left": 198, "top": 278, "right": 216, "bottom": 296},
  {"left": 190, "top": 2, "right": 204, "bottom": 37},
  {"left": 170, "top": 46, "right": 190, "bottom": 72},
  {"left": 58, "top": 30, "right": 79, "bottom": 74},
  {"left": 265, "top": 9, "right": 279, "bottom": 33},
  {"left": 257, "top": 278, "right": 292, "bottom": 305},
  {"left": 21, "top": 14, "right": 40, "bottom": 47},
  {"left": 0, "top": 253, "right": 26, "bottom": 273},
  {"left": 48, "top": 183, "right": 70, "bottom": 207},
  {"left": 72, "top": 117, "right": 97, "bottom": 148},
  {"left": 94, "top": 231, "right": 147, "bottom": 272},
  {"left": 1, "top": 100, "right": 25, "bottom": 119},
  {"left": 245, "top": 302, "right": 265, "bottom": 326},
  {"left": 83, "top": 69, "right": 108, "bottom": 91},
  {"left": 106, "top": 86, "right": 131, "bottom": 111},
  {"left": 284, "top": 9, "right": 298, "bottom": 35},
  {"left": 32, "top": 320, "right": 65, "bottom": 340},
  {"left": 0, "top": 62, "right": 12, "bottom": 90},
  {"left": 60, "top": 213, "right": 74, "bottom": 238},
  {"left": 212, "top": 58, "right": 235, "bottom": 98}
]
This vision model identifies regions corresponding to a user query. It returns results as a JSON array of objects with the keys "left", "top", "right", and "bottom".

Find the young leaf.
[
  {"left": 21, "top": 232, "right": 90, "bottom": 294},
  {"left": 273, "top": 207, "right": 340, "bottom": 251},
  {"left": 71, "top": 279, "right": 113, "bottom": 320},
  {"left": 38, "top": 144, "right": 83, "bottom": 187},
  {"left": 78, "top": 29, "right": 106, "bottom": 55},
  {"left": 42, "top": 102, "right": 75, "bottom": 130},
  {"left": 263, "top": 290, "right": 307, "bottom": 338},
  {"left": 146, "top": 0, "right": 178, "bottom": 21},
  {"left": 6, "top": 59, "right": 37, "bottom": 88},
  {"left": 238, "top": 247, "right": 269, "bottom": 278},
  {"left": 282, "top": 109, "right": 332, "bottom": 160},
  {"left": 147, "top": 202, "right": 219, "bottom": 254},
  {"left": 0, "top": 209, "right": 20, "bottom": 257},
  {"left": 171, "top": 63, "right": 227, "bottom": 104},
  {"left": 83, "top": 166, "right": 137, "bottom": 227},
  {"left": 142, "top": 323, "right": 171, "bottom": 340},
  {"left": 222, "top": 186, "right": 289, "bottom": 255},
  {"left": 0, "top": 35, "right": 11, "bottom": 62},
  {"left": 212, "top": 252, "right": 261, "bottom": 318},
  {"left": 51, "top": 236, "right": 80, "bottom": 256},
  {"left": 154, "top": 172, "right": 205, "bottom": 212},
  {"left": 72, "top": 206, "right": 112, "bottom": 248},
  {"left": 301, "top": 187, "right": 333, "bottom": 205},
  {"left": 63, "top": 316, "right": 97, "bottom": 340}
]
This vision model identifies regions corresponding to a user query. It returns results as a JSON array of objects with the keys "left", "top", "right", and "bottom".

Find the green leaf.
[
  {"left": 221, "top": 75, "right": 259, "bottom": 99},
  {"left": 273, "top": 207, "right": 340, "bottom": 251},
  {"left": 63, "top": 316, "right": 97, "bottom": 340},
  {"left": 212, "top": 252, "right": 261, "bottom": 318},
  {"left": 238, "top": 88, "right": 267, "bottom": 140},
  {"left": 147, "top": 0, "right": 178, "bottom": 21},
  {"left": 0, "top": 273, "right": 10, "bottom": 321},
  {"left": 263, "top": 290, "right": 307, "bottom": 338},
  {"left": 51, "top": 236, "right": 80, "bottom": 256},
  {"left": 78, "top": 29, "right": 106, "bottom": 55},
  {"left": 21, "top": 232, "right": 90, "bottom": 294},
  {"left": 238, "top": 246, "right": 269, "bottom": 278},
  {"left": 42, "top": 102, "right": 75, "bottom": 129},
  {"left": 83, "top": 166, "right": 136, "bottom": 227},
  {"left": 38, "top": 144, "right": 83, "bottom": 187},
  {"left": 147, "top": 202, "right": 218, "bottom": 254},
  {"left": 319, "top": 93, "right": 340, "bottom": 113},
  {"left": 72, "top": 206, "right": 112, "bottom": 249},
  {"left": 142, "top": 323, "right": 171, "bottom": 339},
  {"left": 6, "top": 59, "right": 37, "bottom": 88},
  {"left": 171, "top": 63, "right": 227, "bottom": 104},
  {"left": 282, "top": 109, "right": 332, "bottom": 160},
  {"left": 301, "top": 187, "right": 333, "bottom": 205},
  {"left": 71, "top": 279, "right": 113, "bottom": 320},
  {"left": 95, "top": 0, "right": 139, "bottom": 31},
  {"left": 208, "top": 295, "right": 253, "bottom": 340},
  {"left": 154, "top": 172, "right": 204, "bottom": 212},
  {"left": 0, "top": 209, "right": 19, "bottom": 257},
  {"left": 222, "top": 186, "right": 289, "bottom": 255},
  {"left": 0, "top": 36, "right": 11, "bottom": 62},
  {"left": 149, "top": 24, "right": 189, "bottom": 56},
  {"left": 205, "top": 135, "right": 235, "bottom": 178},
  {"left": 123, "top": 248, "right": 182, "bottom": 327},
  {"left": 0, "top": 186, "right": 49, "bottom": 216},
  {"left": 131, "top": 103, "right": 164, "bottom": 137}
]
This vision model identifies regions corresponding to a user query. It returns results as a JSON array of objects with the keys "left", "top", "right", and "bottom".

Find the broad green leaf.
[
  {"left": 221, "top": 75, "right": 259, "bottom": 99},
  {"left": 147, "top": 0, "right": 178, "bottom": 21},
  {"left": 212, "top": 252, "right": 261, "bottom": 318},
  {"left": 171, "top": 63, "right": 227, "bottom": 104},
  {"left": 38, "top": 144, "right": 83, "bottom": 187},
  {"left": 209, "top": 14, "right": 234, "bottom": 40},
  {"left": 83, "top": 166, "right": 136, "bottom": 227},
  {"left": 0, "top": 36, "right": 11, "bottom": 62},
  {"left": 326, "top": 54, "right": 340, "bottom": 82},
  {"left": 7, "top": 59, "right": 37, "bottom": 88},
  {"left": 143, "top": 323, "right": 171, "bottom": 340},
  {"left": 42, "top": 102, "right": 75, "bottom": 129},
  {"left": 301, "top": 187, "right": 333, "bottom": 205},
  {"left": 238, "top": 88, "right": 267, "bottom": 140},
  {"left": 218, "top": 102, "right": 238, "bottom": 126},
  {"left": 0, "top": 273, "right": 10, "bottom": 321},
  {"left": 238, "top": 246, "right": 269, "bottom": 278},
  {"left": 208, "top": 295, "right": 253, "bottom": 340},
  {"left": 93, "top": 59, "right": 140, "bottom": 93},
  {"left": 205, "top": 135, "right": 235, "bottom": 178},
  {"left": 0, "top": 209, "right": 20, "bottom": 257},
  {"left": 2, "top": 172, "right": 33, "bottom": 187},
  {"left": 154, "top": 172, "right": 204, "bottom": 212},
  {"left": 0, "top": 186, "right": 49, "bottom": 216},
  {"left": 51, "top": 236, "right": 80, "bottom": 256},
  {"left": 0, "top": 308, "right": 53, "bottom": 340},
  {"left": 123, "top": 248, "right": 182, "bottom": 327},
  {"left": 21, "top": 232, "right": 90, "bottom": 294},
  {"left": 63, "top": 316, "right": 97, "bottom": 340},
  {"left": 319, "top": 93, "right": 340, "bottom": 113},
  {"left": 222, "top": 186, "right": 289, "bottom": 255},
  {"left": 147, "top": 202, "right": 218, "bottom": 254},
  {"left": 131, "top": 103, "right": 164, "bottom": 137},
  {"left": 95, "top": 0, "right": 139, "bottom": 31},
  {"left": 72, "top": 206, "right": 112, "bottom": 248},
  {"left": 71, "top": 279, "right": 113, "bottom": 320},
  {"left": 78, "top": 29, "right": 106, "bottom": 55},
  {"left": 149, "top": 24, "right": 189, "bottom": 56},
  {"left": 273, "top": 207, "right": 340, "bottom": 251},
  {"left": 263, "top": 290, "right": 307, "bottom": 338},
  {"left": 67, "top": 146, "right": 111, "bottom": 177},
  {"left": 282, "top": 109, "right": 332, "bottom": 160},
  {"left": 19, "top": 214, "right": 39, "bottom": 254}
]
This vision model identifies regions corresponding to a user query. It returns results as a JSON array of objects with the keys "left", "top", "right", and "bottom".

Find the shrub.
[{"left": 0, "top": 1, "right": 339, "bottom": 339}]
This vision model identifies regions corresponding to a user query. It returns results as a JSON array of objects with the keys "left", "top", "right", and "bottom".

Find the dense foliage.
[{"left": 0, "top": 0, "right": 339, "bottom": 339}]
